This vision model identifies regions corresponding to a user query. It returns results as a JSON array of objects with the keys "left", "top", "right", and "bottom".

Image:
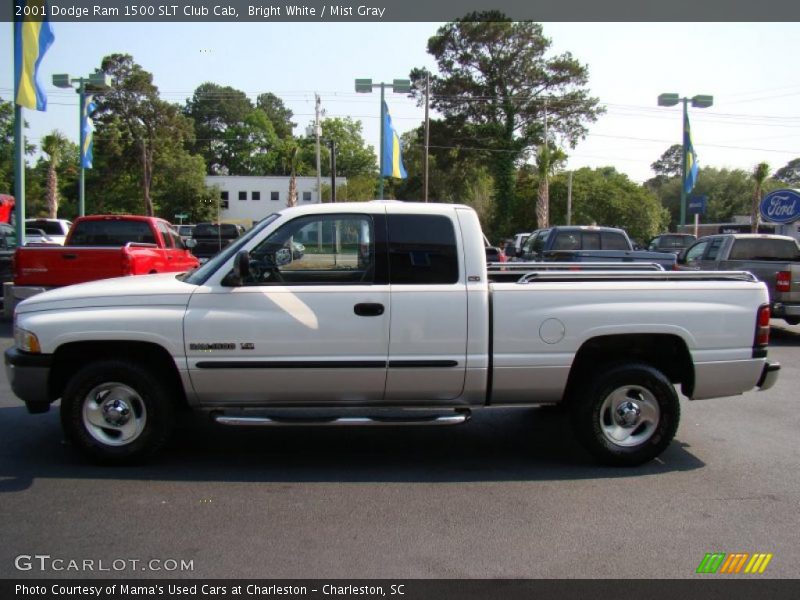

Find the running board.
[{"left": 212, "top": 412, "right": 470, "bottom": 427}]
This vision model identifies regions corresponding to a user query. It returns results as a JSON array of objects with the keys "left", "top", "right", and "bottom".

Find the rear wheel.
[
  {"left": 570, "top": 363, "right": 680, "bottom": 466},
  {"left": 60, "top": 360, "right": 174, "bottom": 463}
]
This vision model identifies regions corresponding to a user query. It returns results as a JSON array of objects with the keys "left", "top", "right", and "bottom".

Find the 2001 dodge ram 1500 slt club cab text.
[{"left": 5, "top": 202, "right": 781, "bottom": 466}]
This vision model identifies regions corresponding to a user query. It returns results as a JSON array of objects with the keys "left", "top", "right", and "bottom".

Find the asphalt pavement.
[{"left": 1, "top": 320, "right": 798, "bottom": 579}]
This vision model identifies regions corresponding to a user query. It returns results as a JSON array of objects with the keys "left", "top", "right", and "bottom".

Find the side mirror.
[
  {"left": 222, "top": 249, "right": 250, "bottom": 287},
  {"left": 185, "top": 238, "right": 197, "bottom": 249},
  {"left": 234, "top": 249, "right": 250, "bottom": 280}
]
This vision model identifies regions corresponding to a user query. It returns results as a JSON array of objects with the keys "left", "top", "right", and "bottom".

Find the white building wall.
[{"left": 205, "top": 176, "right": 343, "bottom": 228}]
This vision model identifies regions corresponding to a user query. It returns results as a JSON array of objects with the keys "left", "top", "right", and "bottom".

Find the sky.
[{"left": 2, "top": 20, "right": 799, "bottom": 185}]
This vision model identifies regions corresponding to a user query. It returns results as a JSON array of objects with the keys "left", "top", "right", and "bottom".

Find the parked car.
[
  {"left": 0, "top": 222, "right": 17, "bottom": 290},
  {"left": 647, "top": 233, "right": 697, "bottom": 254},
  {"left": 504, "top": 232, "right": 530, "bottom": 259},
  {"left": 191, "top": 222, "right": 244, "bottom": 262},
  {"left": 24, "top": 227, "right": 56, "bottom": 245},
  {"left": 4, "top": 202, "right": 779, "bottom": 466},
  {"left": 518, "top": 226, "right": 677, "bottom": 269},
  {"left": 177, "top": 224, "right": 195, "bottom": 243},
  {"left": 25, "top": 218, "right": 72, "bottom": 245},
  {"left": 11, "top": 215, "right": 199, "bottom": 302},
  {"left": 678, "top": 233, "right": 800, "bottom": 324}
]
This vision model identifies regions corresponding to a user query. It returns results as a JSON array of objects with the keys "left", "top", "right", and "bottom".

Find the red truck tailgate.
[{"left": 14, "top": 246, "right": 129, "bottom": 287}]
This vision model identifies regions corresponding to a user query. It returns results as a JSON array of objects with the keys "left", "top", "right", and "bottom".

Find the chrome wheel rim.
[
  {"left": 599, "top": 385, "right": 660, "bottom": 448},
  {"left": 82, "top": 383, "right": 147, "bottom": 446}
]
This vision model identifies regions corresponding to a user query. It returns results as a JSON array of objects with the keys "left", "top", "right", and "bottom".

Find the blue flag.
[
  {"left": 14, "top": 1, "right": 55, "bottom": 111},
  {"left": 81, "top": 94, "right": 96, "bottom": 169},
  {"left": 381, "top": 101, "right": 407, "bottom": 179},
  {"left": 684, "top": 114, "right": 699, "bottom": 194}
]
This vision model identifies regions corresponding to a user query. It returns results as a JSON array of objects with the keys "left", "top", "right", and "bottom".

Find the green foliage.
[
  {"left": 546, "top": 167, "right": 669, "bottom": 243},
  {"left": 0, "top": 96, "right": 36, "bottom": 195},
  {"left": 256, "top": 93, "right": 297, "bottom": 140},
  {"left": 413, "top": 14, "right": 603, "bottom": 233},
  {"left": 774, "top": 158, "right": 800, "bottom": 186},
  {"left": 650, "top": 144, "right": 683, "bottom": 178},
  {"left": 648, "top": 166, "right": 784, "bottom": 229}
]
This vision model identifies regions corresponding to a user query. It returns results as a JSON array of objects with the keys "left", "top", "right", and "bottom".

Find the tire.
[
  {"left": 570, "top": 363, "right": 680, "bottom": 466},
  {"left": 60, "top": 360, "right": 174, "bottom": 464}
]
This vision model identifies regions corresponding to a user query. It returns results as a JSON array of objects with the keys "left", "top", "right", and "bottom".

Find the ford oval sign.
[{"left": 760, "top": 189, "right": 800, "bottom": 224}]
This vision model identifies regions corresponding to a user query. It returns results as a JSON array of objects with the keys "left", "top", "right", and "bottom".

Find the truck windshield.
[{"left": 183, "top": 214, "right": 279, "bottom": 285}]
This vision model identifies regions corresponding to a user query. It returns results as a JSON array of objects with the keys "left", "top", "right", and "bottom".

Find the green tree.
[
  {"left": 650, "top": 144, "right": 683, "bottom": 178},
  {"left": 389, "top": 125, "right": 495, "bottom": 227},
  {"left": 90, "top": 54, "right": 213, "bottom": 219},
  {"left": 751, "top": 162, "right": 770, "bottom": 232},
  {"left": 543, "top": 167, "right": 668, "bottom": 243},
  {"left": 0, "top": 96, "right": 36, "bottom": 195},
  {"left": 413, "top": 13, "right": 602, "bottom": 234},
  {"left": 534, "top": 143, "right": 567, "bottom": 229},
  {"left": 186, "top": 82, "right": 254, "bottom": 175},
  {"left": 774, "top": 158, "right": 800, "bottom": 187},
  {"left": 256, "top": 92, "right": 296, "bottom": 140},
  {"left": 40, "top": 131, "right": 70, "bottom": 218}
]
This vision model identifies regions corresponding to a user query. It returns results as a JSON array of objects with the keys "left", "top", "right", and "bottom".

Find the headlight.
[{"left": 14, "top": 326, "right": 41, "bottom": 354}]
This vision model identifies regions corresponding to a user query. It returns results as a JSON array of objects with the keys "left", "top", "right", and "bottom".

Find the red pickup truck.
[{"left": 13, "top": 215, "right": 199, "bottom": 288}]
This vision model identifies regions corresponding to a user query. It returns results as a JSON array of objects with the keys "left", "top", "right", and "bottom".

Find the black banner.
[
  {"left": 4, "top": 579, "right": 800, "bottom": 600},
  {"left": 7, "top": 0, "right": 800, "bottom": 22}
]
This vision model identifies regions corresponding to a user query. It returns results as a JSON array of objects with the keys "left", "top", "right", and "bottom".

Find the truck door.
[
  {"left": 384, "top": 213, "right": 468, "bottom": 402},
  {"left": 183, "top": 212, "right": 390, "bottom": 405}
]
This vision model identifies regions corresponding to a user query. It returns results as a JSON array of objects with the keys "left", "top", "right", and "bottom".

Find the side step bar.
[{"left": 213, "top": 411, "right": 471, "bottom": 427}]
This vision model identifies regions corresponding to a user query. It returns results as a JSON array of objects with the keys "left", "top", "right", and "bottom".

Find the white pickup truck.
[{"left": 4, "top": 202, "right": 780, "bottom": 466}]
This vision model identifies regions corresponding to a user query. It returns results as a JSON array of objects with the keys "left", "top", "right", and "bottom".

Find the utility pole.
[
  {"left": 329, "top": 139, "right": 336, "bottom": 203},
  {"left": 424, "top": 72, "right": 430, "bottom": 202},
  {"left": 315, "top": 93, "right": 322, "bottom": 203}
]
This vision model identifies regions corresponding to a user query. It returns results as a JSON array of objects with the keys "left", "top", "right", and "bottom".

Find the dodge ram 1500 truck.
[{"left": 4, "top": 202, "right": 780, "bottom": 466}]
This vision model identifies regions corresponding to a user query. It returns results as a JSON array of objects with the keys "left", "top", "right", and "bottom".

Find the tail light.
[
  {"left": 776, "top": 271, "right": 791, "bottom": 293},
  {"left": 121, "top": 251, "right": 133, "bottom": 276},
  {"left": 753, "top": 304, "right": 770, "bottom": 356}
]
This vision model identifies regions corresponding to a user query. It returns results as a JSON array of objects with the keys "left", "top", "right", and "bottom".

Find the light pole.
[
  {"left": 657, "top": 93, "right": 713, "bottom": 227},
  {"left": 53, "top": 70, "right": 111, "bottom": 217},
  {"left": 355, "top": 78, "right": 411, "bottom": 199}
]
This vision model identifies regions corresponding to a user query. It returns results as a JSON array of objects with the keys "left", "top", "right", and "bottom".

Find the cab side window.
[{"left": 242, "top": 214, "right": 375, "bottom": 285}]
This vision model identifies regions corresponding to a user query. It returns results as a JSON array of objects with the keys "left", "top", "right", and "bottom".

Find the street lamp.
[
  {"left": 658, "top": 93, "right": 713, "bottom": 227},
  {"left": 355, "top": 78, "right": 411, "bottom": 199},
  {"left": 53, "top": 69, "right": 111, "bottom": 217}
]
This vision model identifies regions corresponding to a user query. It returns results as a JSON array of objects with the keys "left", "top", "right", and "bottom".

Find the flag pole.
[
  {"left": 379, "top": 83, "right": 386, "bottom": 200},
  {"left": 13, "top": 104, "right": 26, "bottom": 245}
]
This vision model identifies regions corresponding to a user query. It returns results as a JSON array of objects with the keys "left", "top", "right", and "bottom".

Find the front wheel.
[
  {"left": 570, "top": 363, "right": 680, "bottom": 466},
  {"left": 61, "top": 360, "right": 174, "bottom": 464}
]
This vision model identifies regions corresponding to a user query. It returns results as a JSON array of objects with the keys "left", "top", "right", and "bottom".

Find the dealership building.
[{"left": 205, "top": 176, "right": 342, "bottom": 227}]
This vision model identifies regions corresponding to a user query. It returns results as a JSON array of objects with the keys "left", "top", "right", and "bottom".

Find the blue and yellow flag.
[
  {"left": 81, "top": 94, "right": 96, "bottom": 168},
  {"left": 14, "top": 0, "right": 55, "bottom": 111},
  {"left": 381, "top": 101, "right": 407, "bottom": 179},
  {"left": 684, "top": 114, "right": 699, "bottom": 194}
]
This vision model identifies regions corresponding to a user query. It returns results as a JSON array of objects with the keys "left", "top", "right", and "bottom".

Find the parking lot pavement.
[{"left": 0, "top": 321, "right": 799, "bottom": 578}]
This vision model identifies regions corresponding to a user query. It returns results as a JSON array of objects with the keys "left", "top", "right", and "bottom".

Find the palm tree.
[
  {"left": 535, "top": 143, "right": 567, "bottom": 229},
  {"left": 41, "top": 131, "right": 69, "bottom": 219},
  {"left": 751, "top": 162, "right": 770, "bottom": 232}
]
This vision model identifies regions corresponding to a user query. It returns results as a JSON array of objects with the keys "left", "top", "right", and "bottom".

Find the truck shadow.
[{"left": 0, "top": 404, "right": 704, "bottom": 493}]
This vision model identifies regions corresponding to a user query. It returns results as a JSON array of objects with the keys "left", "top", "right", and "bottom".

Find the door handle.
[
  {"left": 354, "top": 303, "right": 385, "bottom": 317},
  {"left": 62, "top": 253, "right": 78, "bottom": 260}
]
